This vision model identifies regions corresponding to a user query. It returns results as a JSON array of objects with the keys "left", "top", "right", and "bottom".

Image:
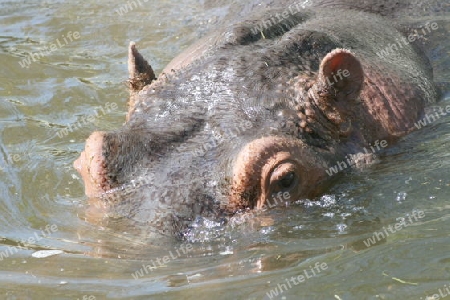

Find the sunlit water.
[{"left": 0, "top": 1, "right": 449, "bottom": 299}]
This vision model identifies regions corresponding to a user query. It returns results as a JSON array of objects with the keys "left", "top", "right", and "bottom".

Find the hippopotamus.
[{"left": 74, "top": 0, "right": 442, "bottom": 236}]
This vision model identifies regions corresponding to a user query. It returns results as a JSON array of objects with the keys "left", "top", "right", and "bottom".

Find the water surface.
[{"left": 0, "top": 1, "right": 449, "bottom": 299}]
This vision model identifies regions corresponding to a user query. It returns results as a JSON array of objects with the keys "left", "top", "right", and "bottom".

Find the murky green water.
[{"left": 0, "top": 1, "right": 449, "bottom": 299}]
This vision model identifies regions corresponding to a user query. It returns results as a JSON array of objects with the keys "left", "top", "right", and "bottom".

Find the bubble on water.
[
  {"left": 190, "top": 216, "right": 223, "bottom": 229},
  {"left": 395, "top": 192, "right": 407, "bottom": 202},
  {"left": 183, "top": 216, "right": 227, "bottom": 243},
  {"left": 340, "top": 213, "right": 351, "bottom": 219},
  {"left": 321, "top": 194, "right": 337, "bottom": 207},
  {"left": 260, "top": 226, "right": 274, "bottom": 235},
  {"left": 302, "top": 196, "right": 336, "bottom": 208},
  {"left": 336, "top": 223, "right": 348, "bottom": 234},
  {"left": 31, "top": 249, "right": 63, "bottom": 258},
  {"left": 301, "top": 199, "right": 317, "bottom": 207},
  {"left": 219, "top": 246, "right": 233, "bottom": 255}
]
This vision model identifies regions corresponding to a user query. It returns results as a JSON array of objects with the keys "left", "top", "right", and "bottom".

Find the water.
[{"left": 0, "top": 1, "right": 449, "bottom": 299}]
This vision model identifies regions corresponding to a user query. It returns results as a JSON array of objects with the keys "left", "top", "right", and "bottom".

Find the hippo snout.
[{"left": 74, "top": 131, "right": 111, "bottom": 198}]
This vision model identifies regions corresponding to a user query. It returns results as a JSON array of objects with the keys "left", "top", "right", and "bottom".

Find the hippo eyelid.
[{"left": 269, "top": 161, "right": 299, "bottom": 190}]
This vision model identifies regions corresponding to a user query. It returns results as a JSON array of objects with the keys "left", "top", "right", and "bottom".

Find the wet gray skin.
[{"left": 74, "top": 0, "right": 444, "bottom": 237}]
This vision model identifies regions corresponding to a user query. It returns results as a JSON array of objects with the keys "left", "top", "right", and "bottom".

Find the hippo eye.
[
  {"left": 279, "top": 172, "right": 296, "bottom": 189},
  {"left": 269, "top": 163, "right": 300, "bottom": 196}
]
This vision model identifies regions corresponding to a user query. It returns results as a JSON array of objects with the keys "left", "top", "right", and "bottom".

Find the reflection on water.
[{"left": 0, "top": 0, "right": 449, "bottom": 299}]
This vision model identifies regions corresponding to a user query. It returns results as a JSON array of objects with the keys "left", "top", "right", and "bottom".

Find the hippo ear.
[
  {"left": 126, "top": 42, "right": 157, "bottom": 120},
  {"left": 316, "top": 48, "right": 364, "bottom": 102},
  {"left": 127, "top": 42, "right": 156, "bottom": 91},
  {"left": 308, "top": 49, "right": 364, "bottom": 136}
]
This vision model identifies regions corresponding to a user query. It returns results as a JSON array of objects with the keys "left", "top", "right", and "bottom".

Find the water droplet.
[{"left": 396, "top": 192, "right": 407, "bottom": 202}]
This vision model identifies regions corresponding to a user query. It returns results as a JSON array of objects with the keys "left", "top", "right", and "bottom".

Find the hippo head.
[{"left": 74, "top": 18, "right": 368, "bottom": 236}]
